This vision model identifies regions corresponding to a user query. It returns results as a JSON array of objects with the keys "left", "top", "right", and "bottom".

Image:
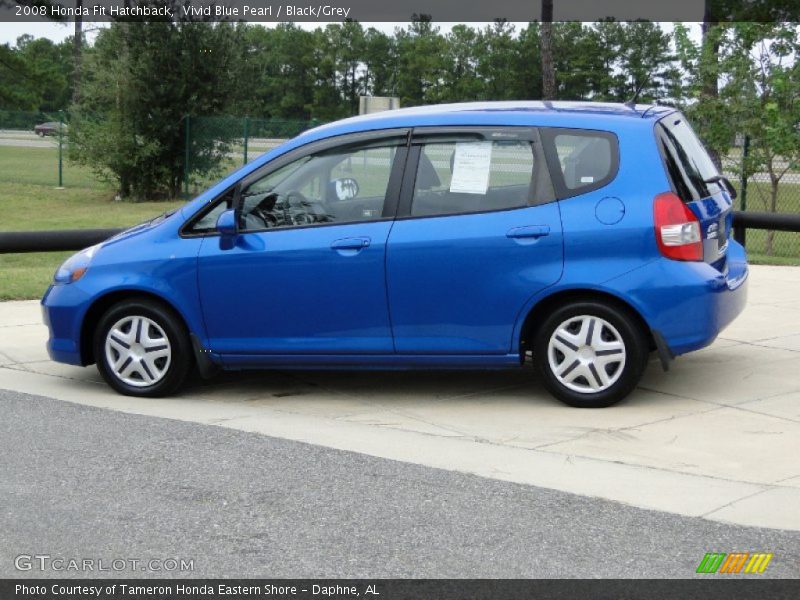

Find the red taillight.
[{"left": 653, "top": 192, "right": 703, "bottom": 261}]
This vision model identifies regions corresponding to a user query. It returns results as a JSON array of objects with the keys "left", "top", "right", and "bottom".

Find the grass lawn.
[
  {"left": 0, "top": 147, "right": 184, "bottom": 300},
  {"left": 0, "top": 145, "right": 112, "bottom": 189}
]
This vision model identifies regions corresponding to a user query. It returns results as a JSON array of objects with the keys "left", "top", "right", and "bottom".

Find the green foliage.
[
  {"left": 677, "top": 22, "right": 800, "bottom": 254},
  {"left": 395, "top": 17, "right": 448, "bottom": 106},
  {"left": 4, "top": 18, "right": 684, "bottom": 120},
  {"left": 0, "top": 35, "right": 73, "bottom": 111},
  {"left": 69, "top": 8, "right": 247, "bottom": 199}
]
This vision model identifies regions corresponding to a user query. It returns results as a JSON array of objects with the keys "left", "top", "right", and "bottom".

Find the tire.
[
  {"left": 533, "top": 301, "right": 649, "bottom": 408},
  {"left": 93, "top": 298, "right": 193, "bottom": 397}
]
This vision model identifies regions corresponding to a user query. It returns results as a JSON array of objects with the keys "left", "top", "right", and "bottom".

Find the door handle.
[
  {"left": 330, "top": 237, "right": 371, "bottom": 251},
  {"left": 506, "top": 225, "right": 550, "bottom": 239}
]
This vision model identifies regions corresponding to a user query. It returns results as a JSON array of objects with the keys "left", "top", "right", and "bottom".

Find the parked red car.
[{"left": 34, "top": 122, "right": 65, "bottom": 137}]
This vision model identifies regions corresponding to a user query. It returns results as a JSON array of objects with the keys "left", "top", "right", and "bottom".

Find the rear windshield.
[{"left": 657, "top": 114, "right": 722, "bottom": 202}]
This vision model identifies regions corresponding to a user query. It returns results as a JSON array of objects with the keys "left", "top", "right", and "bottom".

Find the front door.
[
  {"left": 195, "top": 132, "right": 408, "bottom": 355},
  {"left": 386, "top": 128, "right": 564, "bottom": 354}
]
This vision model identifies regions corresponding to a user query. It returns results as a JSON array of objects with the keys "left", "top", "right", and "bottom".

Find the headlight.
[{"left": 53, "top": 243, "right": 100, "bottom": 284}]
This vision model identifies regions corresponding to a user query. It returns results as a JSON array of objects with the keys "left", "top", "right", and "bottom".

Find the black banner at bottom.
[{"left": 3, "top": 579, "right": 800, "bottom": 600}]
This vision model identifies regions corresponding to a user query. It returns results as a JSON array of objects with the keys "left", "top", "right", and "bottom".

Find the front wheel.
[
  {"left": 533, "top": 301, "right": 649, "bottom": 408},
  {"left": 94, "top": 299, "right": 193, "bottom": 397}
]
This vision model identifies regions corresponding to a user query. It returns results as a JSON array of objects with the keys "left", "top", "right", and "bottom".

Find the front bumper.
[{"left": 41, "top": 283, "right": 91, "bottom": 366}]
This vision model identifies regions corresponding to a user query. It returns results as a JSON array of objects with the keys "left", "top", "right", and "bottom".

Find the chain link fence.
[
  {"left": 0, "top": 111, "right": 316, "bottom": 194},
  {"left": 183, "top": 116, "right": 317, "bottom": 195},
  {"left": 0, "top": 109, "right": 72, "bottom": 188},
  {"left": 721, "top": 135, "right": 800, "bottom": 263}
]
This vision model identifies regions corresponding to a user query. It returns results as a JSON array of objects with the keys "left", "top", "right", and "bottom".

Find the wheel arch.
[
  {"left": 79, "top": 289, "right": 194, "bottom": 366},
  {"left": 517, "top": 288, "right": 656, "bottom": 358}
]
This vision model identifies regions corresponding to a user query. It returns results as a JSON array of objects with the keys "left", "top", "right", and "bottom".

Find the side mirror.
[
  {"left": 216, "top": 209, "right": 238, "bottom": 247},
  {"left": 333, "top": 177, "right": 359, "bottom": 201}
]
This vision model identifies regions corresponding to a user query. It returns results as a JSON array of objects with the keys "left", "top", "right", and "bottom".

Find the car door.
[
  {"left": 386, "top": 127, "right": 564, "bottom": 355},
  {"left": 193, "top": 130, "right": 409, "bottom": 356}
]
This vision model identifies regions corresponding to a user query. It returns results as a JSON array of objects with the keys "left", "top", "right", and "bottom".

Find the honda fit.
[{"left": 41, "top": 102, "right": 748, "bottom": 407}]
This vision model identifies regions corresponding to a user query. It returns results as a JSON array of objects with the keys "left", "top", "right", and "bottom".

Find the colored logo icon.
[{"left": 696, "top": 552, "right": 773, "bottom": 574}]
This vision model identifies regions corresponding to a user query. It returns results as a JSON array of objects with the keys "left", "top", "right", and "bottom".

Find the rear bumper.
[{"left": 611, "top": 241, "right": 748, "bottom": 356}]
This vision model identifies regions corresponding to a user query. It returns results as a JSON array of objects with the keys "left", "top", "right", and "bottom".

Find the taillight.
[{"left": 653, "top": 192, "right": 703, "bottom": 261}]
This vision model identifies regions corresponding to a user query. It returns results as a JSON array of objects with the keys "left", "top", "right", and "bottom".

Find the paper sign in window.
[{"left": 449, "top": 142, "right": 493, "bottom": 195}]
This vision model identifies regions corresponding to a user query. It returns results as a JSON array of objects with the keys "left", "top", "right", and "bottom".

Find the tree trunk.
[
  {"left": 701, "top": 5, "right": 721, "bottom": 169},
  {"left": 540, "top": 0, "right": 555, "bottom": 100},
  {"left": 72, "top": 0, "right": 83, "bottom": 106}
]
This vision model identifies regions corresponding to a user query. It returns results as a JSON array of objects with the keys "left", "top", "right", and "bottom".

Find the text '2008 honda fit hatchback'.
[{"left": 42, "top": 102, "right": 748, "bottom": 407}]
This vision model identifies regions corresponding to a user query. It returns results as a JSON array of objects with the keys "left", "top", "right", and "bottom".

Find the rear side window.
[
  {"left": 657, "top": 115, "right": 721, "bottom": 202},
  {"left": 410, "top": 140, "right": 536, "bottom": 217},
  {"left": 540, "top": 128, "right": 618, "bottom": 198}
]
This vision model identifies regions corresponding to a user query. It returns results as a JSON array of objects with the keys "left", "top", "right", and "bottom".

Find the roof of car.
[{"left": 306, "top": 101, "right": 676, "bottom": 141}]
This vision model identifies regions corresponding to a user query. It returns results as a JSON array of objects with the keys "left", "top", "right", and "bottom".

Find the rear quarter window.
[{"left": 540, "top": 128, "right": 619, "bottom": 198}]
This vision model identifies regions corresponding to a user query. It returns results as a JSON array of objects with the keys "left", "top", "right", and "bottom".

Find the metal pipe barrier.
[{"left": 0, "top": 212, "right": 797, "bottom": 254}]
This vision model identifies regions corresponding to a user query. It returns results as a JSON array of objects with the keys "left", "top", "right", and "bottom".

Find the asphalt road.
[{"left": 1, "top": 388, "right": 798, "bottom": 579}]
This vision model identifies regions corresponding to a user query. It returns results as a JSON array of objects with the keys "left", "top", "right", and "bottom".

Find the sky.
[
  {"left": 2, "top": 22, "right": 411, "bottom": 44},
  {"left": 0, "top": 21, "right": 701, "bottom": 46}
]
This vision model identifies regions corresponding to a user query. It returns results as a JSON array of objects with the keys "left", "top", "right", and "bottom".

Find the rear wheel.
[
  {"left": 533, "top": 301, "right": 648, "bottom": 408},
  {"left": 94, "top": 299, "right": 192, "bottom": 397}
]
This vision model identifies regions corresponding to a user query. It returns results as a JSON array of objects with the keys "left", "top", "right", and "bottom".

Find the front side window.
[
  {"left": 410, "top": 139, "right": 536, "bottom": 217},
  {"left": 239, "top": 142, "right": 400, "bottom": 232},
  {"left": 185, "top": 188, "right": 235, "bottom": 234}
]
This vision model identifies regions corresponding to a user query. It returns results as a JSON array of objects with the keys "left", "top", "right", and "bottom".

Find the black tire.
[
  {"left": 93, "top": 298, "right": 193, "bottom": 397},
  {"left": 533, "top": 301, "right": 649, "bottom": 408}
]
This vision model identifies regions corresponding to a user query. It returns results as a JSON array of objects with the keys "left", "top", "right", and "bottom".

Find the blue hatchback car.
[{"left": 42, "top": 102, "right": 748, "bottom": 407}]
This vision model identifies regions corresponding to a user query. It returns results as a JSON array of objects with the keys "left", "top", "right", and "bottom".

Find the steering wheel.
[
  {"left": 248, "top": 190, "right": 331, "bottom": 229},
  {"left": 285, "top": 191, "right": 331, "bottom": 225}
]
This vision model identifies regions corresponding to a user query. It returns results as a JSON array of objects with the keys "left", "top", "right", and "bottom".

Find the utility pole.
[
  {"left": 540, "top": 0, "right": 556, "bottom": 100},
  {"left": 701, "top": 1, "right": 722, "bottom": 169},
  {"left": 72, "top": 0, "right": 83, "bottom": 106}
]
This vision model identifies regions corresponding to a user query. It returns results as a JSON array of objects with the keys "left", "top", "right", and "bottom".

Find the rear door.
[
  {"left": 385, "top": 127, "right": 564, "bottom": 355},
  {"left": 657, "top": 114, "right": 734, "bottom": 271}
]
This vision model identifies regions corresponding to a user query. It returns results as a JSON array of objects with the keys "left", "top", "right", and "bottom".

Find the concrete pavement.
[
  {"left": 1, "top": 265, "right": 799, "bottom": 531},
  {"left": 3, "top": 389, "right": 798, "bottom": 578}
]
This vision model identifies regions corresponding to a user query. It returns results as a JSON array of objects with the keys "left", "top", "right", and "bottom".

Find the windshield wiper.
[
  {"left": 150, "top": 209, "right": 177, "bottom": 223},
  {"left": 704, "top": 175, "right": 738, "bottom": 199}
]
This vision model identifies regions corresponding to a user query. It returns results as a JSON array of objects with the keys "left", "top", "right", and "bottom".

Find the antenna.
[
  {"left": 624, "top": 75, "right": 650, "bottom": 110},
  {"left": 640, "top": 105, "right": 658, "bottom": 119}
]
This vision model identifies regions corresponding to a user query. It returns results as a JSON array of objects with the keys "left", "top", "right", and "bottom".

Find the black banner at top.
[{"left": 3, "top": 0, "right": 800, "bottom": 23}]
